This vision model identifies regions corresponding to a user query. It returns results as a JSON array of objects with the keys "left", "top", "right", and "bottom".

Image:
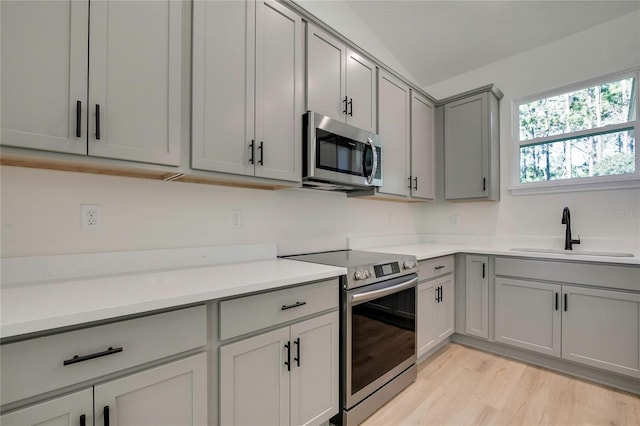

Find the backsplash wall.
[{"left": 0, "top": 166, "right": 422, "bottom": 257}]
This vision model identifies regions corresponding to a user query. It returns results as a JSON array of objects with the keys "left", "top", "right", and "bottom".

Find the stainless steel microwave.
[{"left": 302, "top": 112, "right": 382, "bottom": 192}]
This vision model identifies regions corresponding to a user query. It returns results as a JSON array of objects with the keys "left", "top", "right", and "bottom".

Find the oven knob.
[
  {"left": 354, "top": 270, "right": 367, "bottom": 280},
  {"left": 365, "top": 269, "right": 372, "bottom": 278},
  {"left": 403, "top": 260, "right": 416, "bottom": 269}
]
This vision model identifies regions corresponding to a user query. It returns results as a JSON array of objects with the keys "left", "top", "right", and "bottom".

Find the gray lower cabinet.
[
  {"left": 443, "top": 85, "right": 501, "bottom": 201},
  {"left": 220, "top": 312, "right": 339, "bottom": 426},
  {"left": 417, "top": 256, "right": 455, "bottom": 357},
  {"left": 0, "top": 306, "right": 208, "bottom": 425},
  {"left": 493, "top": 257, "right": 640, "bottom": 379},
  {"left": 495, "top": 278, "right": 561, "bottom": 357},
  {"left": 562, "top": 285, "right": 640, "bottom": 378},
  {"left": 465, "top": 255, "right": 489, "bottom": 339},
  {"left": 1, "top": 355, "right": 207, "bottom": 426},
  {"left": 218, "top": 279, "right": 340, "bottom": 426}
]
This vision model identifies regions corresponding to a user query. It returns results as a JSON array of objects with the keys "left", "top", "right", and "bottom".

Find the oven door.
[{"left": 344, "top": 273, "right": 417, "bottom": 409}]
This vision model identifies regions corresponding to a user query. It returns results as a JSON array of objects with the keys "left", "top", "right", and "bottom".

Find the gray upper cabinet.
[
  {"left": 410, "top": 92, "right": 436, "bottom": 200},
  {"left": 377, "top": 70, "right": 411, "bottom": 197},
  {"left": 192, "top": 0, "right": 302, "bottom": 182},
  {"left": 443, "top": 86, "right": 501, "bottom": 200},
  {"left": 1, "top": 0, "right": 182, "bottom": 166},
  {"left": 307, "top": 23, "right": 377, "bottom": 133}
]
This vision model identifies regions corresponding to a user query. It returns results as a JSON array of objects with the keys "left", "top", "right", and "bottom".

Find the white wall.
[
  {"left": 0, "top": 166, "right": 421, "bottom": 257},
  {"left": 423, "top": 10, "right": 640, "bottom": 246}
]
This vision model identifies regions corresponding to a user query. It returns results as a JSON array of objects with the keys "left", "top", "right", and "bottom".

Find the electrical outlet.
[
  {"left": 81, "top": 204, "right": 101, "bottom": 231},
  {"left": 231, "top": 209, "right": 243, "bottom": 228},
  {"left": 450, "top": 214, "right": 458, "bottom": 225}
]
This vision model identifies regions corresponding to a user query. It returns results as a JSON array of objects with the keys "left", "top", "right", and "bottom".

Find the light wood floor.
[{"left": 361, "top": 343, "right": 640, "bottom": 426}]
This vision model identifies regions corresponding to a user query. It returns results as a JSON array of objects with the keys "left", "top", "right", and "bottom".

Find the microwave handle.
[{"left": 366, "top": 138, "right": 378, "bottom": 185}]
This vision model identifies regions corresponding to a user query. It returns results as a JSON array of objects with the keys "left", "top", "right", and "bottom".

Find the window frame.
[{"left": 510, "top": 68, "right": 640, "bottom": 195}]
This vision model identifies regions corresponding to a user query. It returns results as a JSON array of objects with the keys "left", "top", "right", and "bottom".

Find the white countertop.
[
  {"left": 348, "top": 234, "right": 639, "bottom": 265},
  {"left": 1, "top": 257, "right": 345, "bottom": 339},
  {"left": 365, "top": 242, "right": 640, "bottom": 265}
]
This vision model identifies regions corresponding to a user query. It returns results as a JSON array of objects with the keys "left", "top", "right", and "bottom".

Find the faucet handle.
[{"left": 572, "top": 235, "right": 581, "bottom": 245}]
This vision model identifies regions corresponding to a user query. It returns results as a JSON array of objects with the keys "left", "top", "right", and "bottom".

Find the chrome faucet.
[{"left": 561, "top": 207, "right": 581, "bottom": 250}]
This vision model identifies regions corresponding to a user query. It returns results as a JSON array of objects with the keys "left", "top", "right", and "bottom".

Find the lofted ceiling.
[{"left": 344, "top": 1, "right": 640, "bottom": 87}]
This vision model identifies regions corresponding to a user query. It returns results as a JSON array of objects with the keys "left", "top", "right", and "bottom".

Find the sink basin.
[{"left": 510, "top": 248, "right": 635, "bottom": 257}]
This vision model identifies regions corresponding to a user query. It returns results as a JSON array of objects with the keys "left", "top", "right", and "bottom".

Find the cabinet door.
[
  {"left": 562, "top": 286, "right": 640, "bottom": 378},
  {"left": 377, "top": 70, "right": 410, "bottom": 197},
  {"left": 417, "top": 280, "right": 437, "bottom": 358},
  {"left": 94, "top": 353, "right": 207, "bottom": 426},
  {"left": 1, "top": 0, "right": 88, "bottom": 155},
  {"left": 220, "top": 327, "right": 290, "bottom": 426},
  {"left": 306, "top": 24, "right": 346, "bottom": 122},
  {"left": 410, "top": 92, "right": 435, "bottom": 200},
  {"left": 88, "top": 0, "right": 181, "bottom": 166},
  {"left": 0, "top": 388, "right": 92, "bottom": 426},
  {"left": 346, "top": 50, "right": 377, "bottom": 133},
  {"left": 290, "top": 312, "right": 339, "bottom": 426},
  {"left": 254, "top": 0, "right": 302, "bottom": 182},
  {"left": 465, "top": 255, "right": 489, "bottom": 339},
  {"left": 192, "top": 0, "right": 255, "bottom": 175},
  {"left": 444, "top": 93, "right": 488, "bottom": 199},
  {"left": 436, "top": 275, "right": 455, "bottom": 341},
  {"left": 495, "top": 278, "right": 561, "bottom": 357}
]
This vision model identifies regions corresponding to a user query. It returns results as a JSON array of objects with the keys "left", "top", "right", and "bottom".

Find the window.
[{"left": 512, "top": 70, "right": 640, "bottom": 194}]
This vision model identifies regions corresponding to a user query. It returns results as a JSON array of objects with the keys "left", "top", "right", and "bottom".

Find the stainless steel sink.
[{"left": 510, "top": 248, "right": 635, "bottom": 257}]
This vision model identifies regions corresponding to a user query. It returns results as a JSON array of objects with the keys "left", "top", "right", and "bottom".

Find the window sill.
[{"left": 509, "top": 175, "right": 640, "bottom": 196}]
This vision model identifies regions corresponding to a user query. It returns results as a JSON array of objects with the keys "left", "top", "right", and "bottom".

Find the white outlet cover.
[{"left": 81, "top": 204, "right": 101, "bottom": 231}]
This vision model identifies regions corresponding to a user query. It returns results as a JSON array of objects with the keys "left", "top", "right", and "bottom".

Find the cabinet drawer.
[
  {"left": 495, "top": 257, "right": 640, "bottom": 291},
  {"left": 1, "top": 306, "right": 206, "bottom": 406},
  {"left": 219, "top": 279, "right": 339, "bottom": 341},
  {"left": 418, "top": 256, "right": 454, "bottom": 281}
]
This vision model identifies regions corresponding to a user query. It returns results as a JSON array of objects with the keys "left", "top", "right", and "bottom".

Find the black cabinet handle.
[
  {"left": 76, "top": 101, "right": 82, "bottom": 138},
  {"left": 413, "top": 177, "right": 418, "bottom": 190},
  {"left": 435, "top": 286, "right": 439, "bottom": 302},
  {"left": 407, "top": 176, "right": 412, "bottom": 189},
  {"left": 249, "top": 140, "right": 255, "bottom": 165},
  {"left": 482, "top": 263, "right": 486, "bottom": 279},
  {"left": 348, "top": 98, "right": 353, "bottom": 116},
  {"left": 564, "top": 293, "right": 568, "bottom": 312},
  {"left": 95, "top": 104, "right": 101, "bottom": 140},
  {"left": 63, "top": 346, "right": 123, "bottom": 366},
  {"left": 294, "top": 337, "right": 300, "bottom": 367},
  {"left": 284, "top": 342, "right": 291, "bottom": 371},
  {"left": 434, "top": 265, "right": 445, "bottom": 270},
  {"left": 258, "top": 141, "right": 264, "bottom": 166},
  {"left": 103, "top": 406, "right": 110, "bottom": 426},
  {"left": 80, "top": 414, "right": 86, "bottom": 426},
  {"left": 343, "top": 96, "right": 348, "bottom": 114},
  {"left": 555, "top": 292, "right": 559, "bottom": 311},
  {"left": 483, "top": 177, "right": 486, "bottom": 191},
  {"left": 282, "top": 301, "right": 306, "bottom": 310}
]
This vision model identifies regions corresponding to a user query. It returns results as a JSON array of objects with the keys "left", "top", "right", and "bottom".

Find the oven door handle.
[{"left": 350, "top": 277, "right": 418, "bottom": 305}]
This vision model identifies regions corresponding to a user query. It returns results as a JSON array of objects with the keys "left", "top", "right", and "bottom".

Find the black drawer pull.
[
  {"left": 63, "top": 346, "right": 123, "bottom": 366},
  {"left": 281, "top": 301, "right": 307, "bottom": 311},
  {"left": 434, "top": 265, "right": 445, "bottom": 270}
]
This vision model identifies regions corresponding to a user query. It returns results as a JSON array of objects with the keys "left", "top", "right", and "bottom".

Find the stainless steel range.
[{"left": 283, "top": 250, "right": 418, "bottom": 426}]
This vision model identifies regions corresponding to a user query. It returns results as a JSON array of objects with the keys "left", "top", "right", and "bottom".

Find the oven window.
[{"left": 351, "top": 286, "right": 415, "bottom": 395}]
